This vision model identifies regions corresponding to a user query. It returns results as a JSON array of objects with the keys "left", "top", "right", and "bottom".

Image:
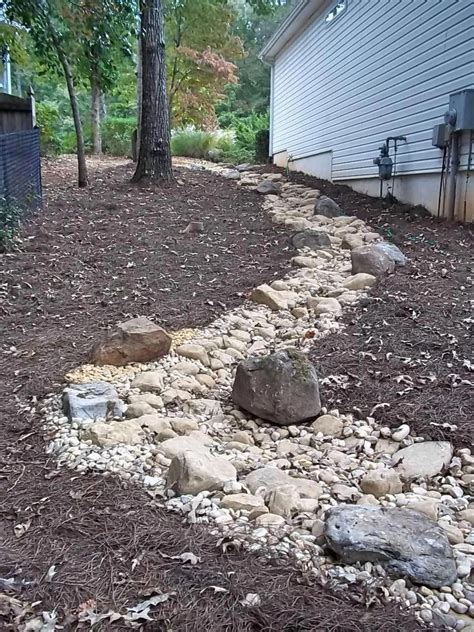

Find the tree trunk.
[
  {"left": 132, "top": 0, "right": 173, "bottom": 182},
  {"left": 135, "top": 36, "right": 143, "bottom": 161},
  {"left": 91, "top": 72, "right": 102, "bottom": 155},
  {"left": 45, "top": 15, "right": 88, "bottom": 187}
]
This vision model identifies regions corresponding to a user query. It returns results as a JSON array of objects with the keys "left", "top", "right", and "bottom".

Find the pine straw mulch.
[
  {"left": 280, "top": 170, "right": 473, "bottom": 449},
  {"left": 0, "top": 157, "right": 446, "bottom": 630}
]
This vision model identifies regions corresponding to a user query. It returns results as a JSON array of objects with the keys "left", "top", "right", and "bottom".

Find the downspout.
[
  {"left": 446, "top": 131, "right": 461, "bottom": 221},
  {"left": 269, "top": 63, "right": 275, "bottom": 160}
]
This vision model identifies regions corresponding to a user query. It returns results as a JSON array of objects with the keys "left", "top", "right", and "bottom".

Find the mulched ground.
[
  {"left": 283, "top": 171, "right": 473, "bottom": 449},
  {"left": 0, "top": 156, "right": 446, "bottom": 630}
]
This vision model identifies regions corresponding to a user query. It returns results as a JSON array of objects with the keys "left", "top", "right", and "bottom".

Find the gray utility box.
[{"left": 449, "top": 89, "right": 474, "bottom": 131}]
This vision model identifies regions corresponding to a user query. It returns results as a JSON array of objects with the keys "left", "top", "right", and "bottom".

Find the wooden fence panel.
[{"left": 0, "top": 92, "right": 35, "bottom": 134}]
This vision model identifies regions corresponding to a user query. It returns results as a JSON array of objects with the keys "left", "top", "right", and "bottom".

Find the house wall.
[{"left": 271, "top": 0, "right": 474, "bottom": 221}]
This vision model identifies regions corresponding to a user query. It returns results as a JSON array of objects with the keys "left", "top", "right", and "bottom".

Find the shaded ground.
[
  {"left": 283, "top": 171, "right": 473, "bottom": 449},
  {"left": 0, "top": 157, "right": 434, "bottom": 630}
]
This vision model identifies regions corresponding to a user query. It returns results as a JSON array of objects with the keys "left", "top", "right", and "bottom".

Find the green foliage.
[
  {"left": 171, "top": 129, "right": 233, "bottom": 160},
  {"left": 36, "top": 101, "right": 62, "bottom": 154},
  {"left": 102, "top": 117, "right": 135, "bottom": 156},
  {"left": 220, "top": 111, "right": 269, "bottom": 160},
  {"left": 0, "top": 197, "right": 22, "bottom": 250}
]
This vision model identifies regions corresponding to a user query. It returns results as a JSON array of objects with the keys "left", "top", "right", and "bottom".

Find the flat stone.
[
  {"left": 457, "top": 509, "right": 474, "bottom": 526},
  {"left": 392, "top": 441, "right": 453, "bottom": 480},
  {"left": 172, "top": 361, "right": 200, "bottom": 376},
  {"left": 136, "top": 414, "right": 175, "bottom": 441},
  {"left": 311, "top": 414, "right": 343, "bottom": 437},
  {"left": 125, "top": 401, "right": 156, "bottom": 418},
  {"left": 169, "top": 417, "right": 199, "bottom": 435},
  {"left": 82, "top": 419, "right": 144, "bottom": 447},
  {"left": 157, "top": 432, "right": 214, "bottom": 459},
  {"left": 342, "top": 273, "right": 377, "bottom": 291},
  {"left": 290, "top": 229, "right": 331, "bottom": 251},
  {"left": 166, "top": 451, "right": 237, "bottom": 495},
  {"left": 341, "top": 234, "right": 364, "bottom": 250},
  {"left": 292, "top": 256, "right": 319, "bottom": 269},
  {"left": 351, "top": 245, "right": 395, "bottom": 276},
  {"left": 360, "top": 469, "right": 403, "bottom": 498},
  {"left": 255, "top": 513, "right": 286, "bottom": 527},
  {"left": 221, "top": 493, "right": 266, "bottom": 512},
  {"left": 291, "top": 477, "right": 323, "bottom": 500},
  {"left": 374, "top": 438, "right": 400, "bottom": 455},
  {"left": 250, "top": 284, "right": 299, "bottom": 311},
  {"left": 132, "top": 371, "right": 165, "bottom": 394},
  {"left": 232, "top": 349, "right": 321, "bottom": 426},
  {"left": 309, "top": 297, "right": 342, "bottom": 317},
  {"left": 175, "top": 344, "right": 209, "bottom": 366},
  {"left": 63, "top": 382, "right": 124, "bottom": 422},
  {"left": 245, "top": 466, "right": 294, "bottom": 494},
  {"left": 128, "top": 393, "right": 163, "bottom": 409},
  {"left": 268, "top": 485, "right": 300, "bottom": 518},
  {"left": 91, "top": 317, "right": 171, "bottom": 366},
  {"left": 183, "top": 398, "right": 222, "bottom": 417},
  {"left": 325, "top": 505, "right": 457, "bottom": 588}
]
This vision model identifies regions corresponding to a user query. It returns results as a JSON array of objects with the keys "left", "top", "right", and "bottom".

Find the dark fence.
[
  {"left": 0, "top": 92, "right": 35, "bottom": 134},
  {"left": 0, "top": 128, "right": 42, "bottom": 210}
]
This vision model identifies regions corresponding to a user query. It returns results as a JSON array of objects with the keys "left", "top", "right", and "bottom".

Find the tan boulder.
[
  {"left": 166, "top": 451, "right": 237, "bottom": 495},
  {"left": 92, "top": 317, "right": 171, "bottom": 366}
]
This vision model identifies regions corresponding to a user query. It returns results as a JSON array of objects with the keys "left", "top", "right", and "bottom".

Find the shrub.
[
  {"left": 171, "top": 129, "right": 233, "bottom": 160},
  {"left": 102, "top": 117, "right": 136, "bottom": 157},
  {"left": 219, "top": 111, "right": 270, "bottom": 163}
]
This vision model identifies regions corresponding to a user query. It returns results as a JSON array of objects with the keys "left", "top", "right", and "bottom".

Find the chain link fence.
[{"left": 0, "top": 128, "right": 42, "bottom": 210}]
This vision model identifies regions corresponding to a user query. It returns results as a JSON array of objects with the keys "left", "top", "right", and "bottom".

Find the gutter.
[{"left": 259, "top": 0, "right": 312, "bottom": 62}]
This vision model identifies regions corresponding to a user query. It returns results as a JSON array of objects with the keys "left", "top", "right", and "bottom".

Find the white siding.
[{"left": 272, "top": 0, "right": 474, "bottom": 180}]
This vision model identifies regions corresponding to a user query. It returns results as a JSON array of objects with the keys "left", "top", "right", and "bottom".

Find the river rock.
[
  {"left": 232, "top": 349, "right": 321, "bottom": 425},
  {"left": 63, "top": 382, "right": 124, "bottom": 422},
  {"left": 360, "top": 469, "right": 403, "bottom": 497},
  {"left": 325, "top": 505, "right": 457, "bottom": 588},
  {"left": 392, "top": 441, "right": 453, "bottom": 480},
  {"left": 250, "top": 284, "right": 299, "bottom": 311},
  {"left": 311, "top": 414, "right": 343, "bottom": 437},
  {"left": 268, "top": 485, "right": 301, "bottom": 518},
  {"left": 166, "top": 451, "right": 237, "bottom": 495},
  {"left": 157, "top": 432, "right": 214, "bottom": 460},
  {"left": 221, "top": 493, "right": 266, "bottom": 512},
  {"left": 82, "top": 419, "right": 144, "bottom": 447},
  {"left": 290, "top": 229, "right": 331, "bottom": 251},
  {"left": 351, "top": 245, "right": 395, "bottom": 276},
  {"left": 342, "top": 273, "right": 377, "bottom": 291},
  {"left": 245, "top": 466, "right": 294, "bottom": 494},
  {"left": 91, "top": 317, "right": 171, "bottom": 366},
  {"left": 314, "top": 196, "right": 343, "bottom": 218},
  {"left": 132, "top": 371, "right": 165, "bottom": 394},
  {"left": 175, "top": 344, "right": 209, "bottom": 366}
]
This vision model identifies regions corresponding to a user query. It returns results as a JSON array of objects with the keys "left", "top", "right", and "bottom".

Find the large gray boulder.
[
  {"left": 290, "top": 229, "right": 331, "bottom": 251},
  {"left": 314, "top": 196, "right": 344, "bottom": 218},
  {"left": 63, "top": 382, "right": 125, "bottom": 422},
  {"left": 91, "top": 317, "right": 172, "bottom": 366},
  {"left": 232, "top": 349, "right": 321, "bottom": 425},
  {"left": 325, "top": 505, "right": 457, "bottom": 588},
  {"left": 351, "top": 245, "right": 395, "bottom": 276}
]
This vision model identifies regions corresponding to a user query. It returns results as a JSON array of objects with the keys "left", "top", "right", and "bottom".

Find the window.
[{"left": 325, "top": 1, "right": 346, "bottom": 24}]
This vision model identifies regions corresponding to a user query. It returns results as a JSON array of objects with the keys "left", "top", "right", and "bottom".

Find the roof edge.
[{"left": 259, "top": 0, "right": 324, "bottom": 63}]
